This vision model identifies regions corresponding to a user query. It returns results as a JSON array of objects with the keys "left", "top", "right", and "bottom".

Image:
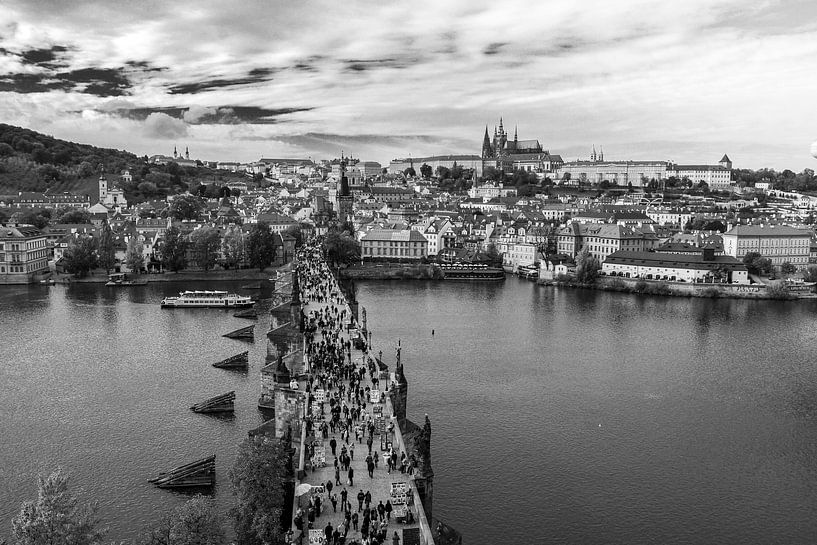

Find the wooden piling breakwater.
[
  {"left": 223, "top": 325, "right": 254, "bottom": 340},
  {"left": 233, "top": 307, "right": 258, "bottom": 319},
  {"left": 148, "top": 455, "right": 216, "bottom": 488},
  {"left": 212, "top": 351, "right": 249, "bottom": 368},
  {"left": 190, "top": 391, "right": 235, "bottom": 413}
]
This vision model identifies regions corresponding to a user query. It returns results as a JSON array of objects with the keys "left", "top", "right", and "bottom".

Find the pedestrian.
[
  {"left": 366, "top": 436, "right": 373, "bottom": 454},
  {"left": 393, "top": 530, "right": 401, "bottom": 545},
  {"left": 385, "top": 499, "right": 392, "bottom": 520},
  {"left": 348, "top": 466, "right": 354, "bottom": 487},
  {"left": 357, "top": 489, "right": 365, "bottom": 511},
  {"left": 330, "top": 493, "right": 338, "bottom": 512},
  {"left": 364, "top": 490, "right": 372, "bottom": 509},
  {"left": 340, "top": 488, "right": 348, "bottom": 512},
  {"left": 352, "top": 512, "right": 359, "bottom": 530},
  {"left": 335, "top": 466, "right": 341, "bottom": 486},
  {"left": 324, "top": 522, "right": 333, "bottom": 544},
  {"left": 327, "top": 480, "right": 333, "bottom": 496},
  {"left": 377, "top": 500, "right": 385, "bottom": 520},
  {"left": 349, "top": 443, "right": 355, "bottom": 460},
  {"left": 330, "top": 437, "right": 337, "bottom": 456}
]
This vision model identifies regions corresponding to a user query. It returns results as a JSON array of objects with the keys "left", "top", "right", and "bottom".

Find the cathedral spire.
[
  {"left": 514, "top": 125, "right": 518, "bottom": 142},
  {"left": 499, "top": 117, "right": 504, "bottom": 135},
  {"left": 482, "top": 126, "right": 492, "bottom": 159}
]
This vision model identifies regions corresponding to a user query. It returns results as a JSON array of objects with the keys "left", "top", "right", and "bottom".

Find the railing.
[{"left": 384, "top": 393, "right": 436, "bottom": 545}]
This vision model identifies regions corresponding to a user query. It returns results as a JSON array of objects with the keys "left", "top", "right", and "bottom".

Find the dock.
[{"left": 148, "top": 455, "right": 216, "bottom": 488}]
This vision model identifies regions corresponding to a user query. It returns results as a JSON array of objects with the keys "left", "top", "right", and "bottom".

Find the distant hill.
[
  {"left": 0, "top": 124, "right": 251, "bottom": 204},
  {"left": 0, "top": 123, "right": 140, "bottom": 196}
]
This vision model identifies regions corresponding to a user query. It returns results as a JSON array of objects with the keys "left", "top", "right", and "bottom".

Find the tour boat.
[
  {"left": 516, "top": 264, "right": 539, "bottom": 280},
  {"left": 438, "top": 263, "right": 505, "bottom": 281},
  {"left": 160, "top": 290, "right": 254, "bottom": 308}
]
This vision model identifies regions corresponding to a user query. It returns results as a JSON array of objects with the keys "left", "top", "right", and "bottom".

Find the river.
[{"left": 3, "top": 278, "right": 817, "bottom": 544}]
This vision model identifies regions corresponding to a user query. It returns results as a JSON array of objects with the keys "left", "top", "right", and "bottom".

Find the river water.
[{"left": 3, "top": 278, "right": 817, "bottom": 544}]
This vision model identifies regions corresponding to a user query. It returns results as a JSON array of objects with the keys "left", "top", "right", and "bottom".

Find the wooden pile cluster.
[
  {"left": 149, "top": 455, "right": 216, "bottom": 488},
  {"left": 190, "top": 391, "right": 235, "bottom": 413}
]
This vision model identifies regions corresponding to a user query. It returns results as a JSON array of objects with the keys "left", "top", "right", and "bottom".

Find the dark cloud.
[
  {"left": 342, "top": 58, "right": 418, "bottom": 73},
  {"left": 124, "top": 60, "right": 167, "bottom": 72},
  {"left": 483, "top": 42, "right": 507, "bottom": 56},
  {"left": 0, "top": 73, "right": 72, "bottom": 93},
  {"left": 20, "top": 45, "right": 71, "bottom": 67},
  {"left": 0, "top": 63, "right": 144, "bottom": 96},
  {"left": 104, "top": 105, "right": 312, "bottom": 124},
  {"left": 167, "top": 69, "right": 277, "bottom": 94},
  {"left": 56, "top": 67, "right": 132, "bottom": 96}
]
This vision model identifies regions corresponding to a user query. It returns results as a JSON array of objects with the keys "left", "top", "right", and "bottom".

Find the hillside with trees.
[{"left": 0, "top": 123, "right": 250, "bottom": 204}]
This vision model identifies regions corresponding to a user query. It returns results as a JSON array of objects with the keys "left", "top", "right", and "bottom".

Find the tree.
[
  {"left": 58, "top": 209, "right": 92, "bottom": 224},
  {"left": 247, "top": 222, "right": 277, "bottom": 271},
  {"left": 403, "top": 167, "right": 416, "bottom": 178},
  {"left": 742, "top": 252, "right": 773, "bottom": 276},
  {"left": 419, "top": 163, "right": 432, "bottom": 179},
  {"left": 222, "top": 227, "right": 245, "bottom": 269},
  {"left": 322, "top": 231, "right": 360, "bottom": 267},
  {"left": 97, "top": 222, "right": 116, "bottom": 274},
  {"left": 802, "top": 265, "right": 817, "bottom": 282},
  {"left": 780, "top": 262, "right": 797, "bottom": 275},
  {"left": 142, "top": 495, "right": 225, "bottom": 545},
  {"left": 229, "top": 436, "right": 291, "bottom": 545},
  {"left": 575, "top": 246, "right": 600, "bottom": 284},
  {"left": 191, "top": 226, "right": 221, "bottom": 272},
  {"left": 169, "top": 195, "right": 205, "bottom": 221},
  {"left": 125, "top": 237, "right": 145, "bottom": 274},
  {"left": 435, "top": 166, "right": 451, "bottom": 180},
  {"left": 485, "top": 243, "right": 502, "bottom": 265},
  {"left": 12, "top": 469, "right": 106, "bottom": 545},
  {"left": 63, "top": 237, "right": 98, "bottom": 277},
  {"left": 18, "top": 210, "right": 50, "bottom": 229},
  {"left": 162, "top": 226, "right": 188, "bottom": 272}
]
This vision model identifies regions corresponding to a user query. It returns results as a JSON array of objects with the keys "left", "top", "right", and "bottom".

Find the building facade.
[
  {"left": 602, "top": 250, "right": 749, "bottom": 284},
  {"left": 360, "top": 229, "right": 428, "bottom": 260},
  {"left": 0, "top": 225, "right": 50, "bottom": 284},
  {"left": 722, "top": 225, "right": 811, "bottom": 267}
]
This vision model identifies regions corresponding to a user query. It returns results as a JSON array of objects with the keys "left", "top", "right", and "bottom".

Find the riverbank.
[
  {"left": 52, "top": 266, "right": 289, "bottom": 284},
  {"left": 539, "top": 275, "right": 816, "bottom": 300},
  {"left": 340, "top": 262, "right": 443, "bottom": 280}
]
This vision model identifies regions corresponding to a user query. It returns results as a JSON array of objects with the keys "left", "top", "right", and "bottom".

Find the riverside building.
[
  {"left": 0, "top": 225, "right": 49, "bottom": 284},
  {"left": 722, "top": 224, "right": 811, "bottom": 268}
]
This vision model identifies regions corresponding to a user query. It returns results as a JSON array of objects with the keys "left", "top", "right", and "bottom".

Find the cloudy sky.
[{"left": 1, "top": 0, "right": 816, "bottom": 170}]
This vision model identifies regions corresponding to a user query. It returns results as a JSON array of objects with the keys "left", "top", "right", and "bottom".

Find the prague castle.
[{"left": 481, "top": 118, "right": 562, "bottom": 174}]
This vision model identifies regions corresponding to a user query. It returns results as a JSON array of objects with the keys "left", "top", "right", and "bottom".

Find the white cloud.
[
  {"left": 0, "top": 0, "right": 815, "bottom": 168},
  {"left": 143, "top": 112, "right": 188, "bottom": 139}
]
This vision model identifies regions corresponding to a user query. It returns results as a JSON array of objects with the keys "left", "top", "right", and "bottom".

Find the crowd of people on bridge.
[{"left": 289, "top": 239, "right": 416, "bottom": 545}]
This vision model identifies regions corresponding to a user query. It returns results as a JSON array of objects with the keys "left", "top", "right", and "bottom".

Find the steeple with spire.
[
  {"left": 185, "top": 146, "right": 189, "bottom": 160},
  {"left": 173, "top": 145, "right": 178, "bottom": 159},
  {"left": 481, "top": 126, "right": 493, "bottom": 159}
]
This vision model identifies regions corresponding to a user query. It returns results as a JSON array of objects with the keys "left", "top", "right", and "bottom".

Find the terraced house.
[
  {"left": 360, "top": 228, "right": 428, "bottom": 260},
  {"left": 0, "top": 225, "right": 50, "bottom": 284},
  {"left": 557, "top": 222, "right": 659, "bottom": 261}
]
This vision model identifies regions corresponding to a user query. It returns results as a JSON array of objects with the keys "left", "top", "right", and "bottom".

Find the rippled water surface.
[
  {"left": 3, "top": 278, "right": 817, "bottom": 544},
  {"left": 358, "top": 279, "right": 817, "bottom": 545}
]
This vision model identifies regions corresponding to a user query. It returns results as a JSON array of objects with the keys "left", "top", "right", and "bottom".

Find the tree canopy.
[
  {"left": 191, "top": 226, "right": 221, "bottom": 272},
  {"left": 169, "top": 195, "right": 205, "bottom": 221},
  {"left": 161, "top": 226, "right": 188, "bottom": 272},
  {"left": 142, "top": 495, "right": 225, "bottom": 545},
  {"left": 322, "top": 231, "right": 360, "bottom": 267},
  {"left": 12, "top": 469, "right": 106, "bottom": 545},
  {"left": 228, "top": 436, "right": 292, "bottom": 545},
  {"left": 63, "top": 236, "right": 98, "bottom": 277},
  {"left": 247, "top": 222, "right": 277, "bottom": 271}
]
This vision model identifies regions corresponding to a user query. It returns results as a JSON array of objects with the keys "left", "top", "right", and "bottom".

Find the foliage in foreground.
[
  {"left": 11, "top": 469, "right": 106, "bottom": 545},
  {"left": 229, "top": 436, "right": 292, "bottom": 545}
]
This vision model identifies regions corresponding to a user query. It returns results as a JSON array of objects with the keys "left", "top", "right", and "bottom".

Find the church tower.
[
  {"left": 185, "top": 146, "right": 190, "bottom": 160},
  {"left": 173, "top": 146, "right": 178, "bottom": 159},
  {"left": 98, "top": 172, "right": 108, "bottom": 203},
  {"left": 335, "top": 155, "right": 354, "bottom": 225},
  {"left": 481, "top": 126, "right": 493, "bottom": 159}
]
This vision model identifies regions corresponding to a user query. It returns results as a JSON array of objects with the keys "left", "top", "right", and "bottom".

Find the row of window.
[{"left": 363, "top": 247, "right": 424, "bottom": 256}]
